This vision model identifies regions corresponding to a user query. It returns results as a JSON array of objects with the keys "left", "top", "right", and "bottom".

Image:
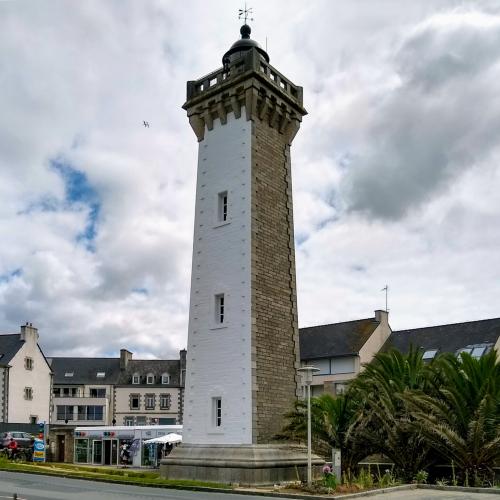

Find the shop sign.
[{"left": 33, "top": 439, "right": 45, "bottom": 462}]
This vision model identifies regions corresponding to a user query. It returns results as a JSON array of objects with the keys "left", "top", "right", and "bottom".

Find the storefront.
[{"left": 73, "top": 424, "right": 182, "bottom": 467}]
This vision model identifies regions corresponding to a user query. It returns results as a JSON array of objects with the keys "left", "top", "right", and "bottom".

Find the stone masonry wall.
[{"left": 250, "top": 118, "right": 301, "bottom": 443}]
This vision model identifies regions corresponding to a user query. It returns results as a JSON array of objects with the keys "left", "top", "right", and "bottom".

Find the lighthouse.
[{"left": 162, "top": 23, "right": 322, "bottom": 484}]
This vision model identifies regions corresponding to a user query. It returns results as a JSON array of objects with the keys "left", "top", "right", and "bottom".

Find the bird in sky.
[{"left": 143, "top": 121, "right": 150, "bottom": 128}]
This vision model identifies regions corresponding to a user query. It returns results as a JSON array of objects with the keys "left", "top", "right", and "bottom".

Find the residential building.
[
  {"left": 0, "top": 323, "right": 52, "bottom": 423},
  {"left": 299, "top": 310, "right": 392, "bottom": 396},
  {"left": 48, "top": 357, "right": 120, "bottom": 427},
  {"left": 48, "top": 349, "right": 185, "bottom": 428},
  {"left": 384, "top": 317, "right": 500, "bottom": 360},
  {"left": 114, "top": 348, "right": 186, "bottom": 426}
]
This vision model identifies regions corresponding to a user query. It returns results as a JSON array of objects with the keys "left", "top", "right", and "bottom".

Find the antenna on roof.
[{"left": 381, "top": 285, "right": 389, "bottom": 312}]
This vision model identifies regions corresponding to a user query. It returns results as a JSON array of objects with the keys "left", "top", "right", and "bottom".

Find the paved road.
[
  {"left": 1, "top": 472, "right": 498, "bottom": 499},
  {"left": 0, "top": 471, "right": 274, "bottom": 500}
]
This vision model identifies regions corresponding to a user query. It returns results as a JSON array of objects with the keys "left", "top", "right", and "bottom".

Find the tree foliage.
[{"left": 280, "top": 348, "right": 500, "bottom": 484}]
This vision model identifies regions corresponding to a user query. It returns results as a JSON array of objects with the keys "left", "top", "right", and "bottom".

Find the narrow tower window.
[
  {"left": 218, "top": 191, "right": 228, "bottom": 222},
  {"left": 215, "top": 294, "right": 225, "bottom": 324},
  {"left": 213, "top": 397, "right": 222, "bottom": 427}
]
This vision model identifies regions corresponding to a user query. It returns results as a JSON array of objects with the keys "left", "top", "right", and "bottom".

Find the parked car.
[{"left": 1, "top": 431, "right": 34, "bottom": 449}]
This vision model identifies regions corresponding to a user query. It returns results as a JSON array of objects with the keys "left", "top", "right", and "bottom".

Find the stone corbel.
[
  {"left": 245, "top": 88, "right": 258, "bottom": 121},
  {"left": 231, "top": 95, "right": 242, "bottom": 119},
  {"left": 203, "top": 110, "right": 214, "bottom": 131},
  {"left": 217, "top": 101, "right": 227, "bottom": 125},
  {"left": 188, "top": 113, "right": 205, "bottom": 142}
]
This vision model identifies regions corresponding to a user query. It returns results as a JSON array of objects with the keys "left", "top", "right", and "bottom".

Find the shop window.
[{"left": 75, "top": 439, "right": 90, "bottom": 463}]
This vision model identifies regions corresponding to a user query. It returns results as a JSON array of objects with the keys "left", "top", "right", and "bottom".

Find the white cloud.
[{"left": 0, "top": 0, "right": 499, "bottom": 360}]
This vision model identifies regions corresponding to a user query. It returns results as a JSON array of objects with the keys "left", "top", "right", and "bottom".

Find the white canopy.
[{"left": 143, "top": 433, "right": 182, "bottom": 444}]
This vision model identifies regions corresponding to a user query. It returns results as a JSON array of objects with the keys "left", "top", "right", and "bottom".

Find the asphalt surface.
[
  {"left": 0, "top": 472, "right": 498, "bottom": 500},
  {"left": 0, "top": 471, "right": 270, "bottom": 500}
]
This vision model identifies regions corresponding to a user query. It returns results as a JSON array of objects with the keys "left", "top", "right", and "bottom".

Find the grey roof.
[
  {"left": 116, "top": 359, "right": 181, "bottom": 387},
  {"left": 384, "top": 317, "right": 500, "bottom": 355},
  {"left": 299, "top": 318, "right": 380, "bottom": 360},
  {"left": 0, "top": 334, "right": 24, "bottom": 366},
  {"left": 49, "top": 357, "right": 121, "bottom": 385}
]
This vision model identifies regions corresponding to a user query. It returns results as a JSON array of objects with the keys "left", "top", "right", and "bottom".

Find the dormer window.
[
  {"left": 146, "top": 373, "right": 154, "bottom": 384},
  {"left": 422, "top": 350, "right": 438, "bottom": 360},
  {"left": 132, "top": 373, "right": 140, "bottom": 384},
  {"left": 161, "top": 373, "right": 170, "bottom": 384}
]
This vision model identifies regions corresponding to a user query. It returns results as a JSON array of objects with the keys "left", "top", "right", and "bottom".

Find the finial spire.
[{"left": 238, "top": 3, "right": 254, "bottom": 25}]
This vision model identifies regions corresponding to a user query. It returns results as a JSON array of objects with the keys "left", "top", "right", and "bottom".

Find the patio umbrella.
[{"left": 143, "top": 433, "right": 182, "bottom": 444}]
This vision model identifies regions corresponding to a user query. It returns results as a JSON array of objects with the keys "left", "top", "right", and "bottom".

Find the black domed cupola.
[{"left": 222, "top": 24, "right": 270, "bottom": 64}]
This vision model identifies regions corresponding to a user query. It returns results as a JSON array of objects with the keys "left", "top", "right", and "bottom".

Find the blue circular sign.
[{"left": 34, "top": 441, "right": 45, "bottom": 451}]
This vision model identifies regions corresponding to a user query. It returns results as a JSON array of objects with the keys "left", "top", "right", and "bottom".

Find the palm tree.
[
  {"left": 348, "top": 348, "right": 436, "bottom": 481},
  {"left": 279, "top": 391, "right": 366, "bottom": 474},
  {"left": 404, "top": 350, "right": 500, "bottom": 485}
]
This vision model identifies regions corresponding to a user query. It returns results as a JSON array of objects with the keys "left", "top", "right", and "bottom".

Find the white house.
[{"left": 0, "top": 323, "right": 52, "bottom": 423}]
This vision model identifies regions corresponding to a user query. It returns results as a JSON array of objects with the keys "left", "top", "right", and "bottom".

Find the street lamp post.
[{"left": 298, "top": 365, "right": 320, "bottom": 486}]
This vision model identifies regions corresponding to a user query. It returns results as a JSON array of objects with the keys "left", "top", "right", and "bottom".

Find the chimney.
[
  {"left": 120, "top": 349, "right": 133, "bottom": 370},
  {"left": 179, "top": 349, "right": 187, "bottom": 386},
  {"left": 375, "top": 310, "right": 388, "bottom": 325},
  {"left": 20, "top": 322, "right": 39, "bottom": 343}
]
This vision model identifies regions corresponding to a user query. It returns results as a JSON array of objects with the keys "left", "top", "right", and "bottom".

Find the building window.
[
  {"left": 132, "top": 373, "right": 140, "bottom": 384},
  {"left": 218, "top": 191, "right": 228, "bottom": 222},
  {"left": 24, "top": 387, "right": 33, "bottom": 400},
  {"left": 130, "top": 394, "right": 140, "bottom": 410},
  {"left": 146, "top": 373, "right": 154, "bottom": 384},
  {"left": 160, "top": 394, "right": 171, "bottom": 410},
  {"left": 64, "top": 372, "right": 74, "bottom": 377},
  {"left": 96, "top": 372, "right": 105, "bottom": 378},
  {"left": 215, "top": 294, "right": 225, "bottom": 324},
  {"left": 89, "top": 388, "right": 106, "bottom": 398},
  {"left": 124, "top": 416, "right": 134, "bottom": 426},
  {"left": 30, "top": 416, "right": 38, "bottom": 424},
  {"left": 62, "top": 387, "right": 79, "bottom": 397},
  {"left": 161, "top": 373, "right": 170, "bottom": 384},
  {"left": 422, "top": 349, "right": 438, "bottom": 360},
  {"left": 56, "top": 405, "right": 74, "bottom": 421},
  {"left": 24, "top": 357, "right": 34, "bottom": 370},
  {"left": 145, "top": 394, "right": 155, "bottom": 410},
  {"left": 136, "top": 416, "right": 147, "bottom": 425},
  {"left": 213, "top": 397, "right": 222, "bottom": 427},
  {"left": 53, "top": 388, "right": 61, "bottom": 398}
]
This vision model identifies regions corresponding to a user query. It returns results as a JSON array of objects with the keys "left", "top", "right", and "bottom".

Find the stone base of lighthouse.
[{"left": 160, "top": 443, "right": 324, "bottom": 485}]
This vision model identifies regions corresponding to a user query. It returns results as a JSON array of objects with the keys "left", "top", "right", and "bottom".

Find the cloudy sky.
[{"left": 1, "top": 0, "right": 499, "bottom": 359}]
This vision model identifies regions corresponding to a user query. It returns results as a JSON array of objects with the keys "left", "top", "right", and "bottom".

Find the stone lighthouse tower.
[{"left": 162, "top": 24, "right": 321, "bottom": 483}]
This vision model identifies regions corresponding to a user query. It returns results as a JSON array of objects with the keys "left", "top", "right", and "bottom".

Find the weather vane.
[{"left": 238, "top": 3, "right": 254, "bottom": 24}]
